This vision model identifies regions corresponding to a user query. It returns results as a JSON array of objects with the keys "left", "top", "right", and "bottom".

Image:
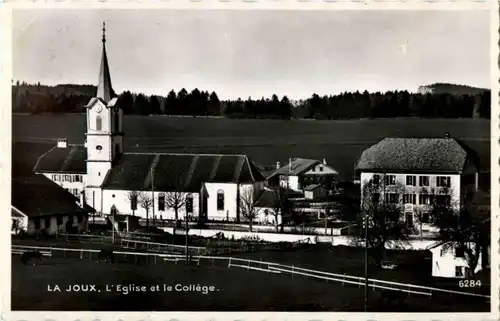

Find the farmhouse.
[
  {"left": 267, "top": 158, "right": 339, "bottom": 195},
  {"left": 11, "top": 176, "right": 92, "bottom": 236},
  {"left": 33, "top": 24, "right": 265, "bottom": 225},
  {"left": 356, "top": 137, "right": 481, "bottom": 233},
  {"left": 428, "top": 239, "right": 490, "bottom": 279}
]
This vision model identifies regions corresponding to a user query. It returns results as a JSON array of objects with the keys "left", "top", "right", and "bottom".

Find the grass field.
[
  {"left": 11, "top": 253, "right": 490, "bottom": 312},
  {"left": 12, "top": 115, "right": 490, "bottom": 180}
]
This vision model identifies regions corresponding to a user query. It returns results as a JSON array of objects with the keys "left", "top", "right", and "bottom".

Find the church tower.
[{"left": 85, "top": 23, "right": 124, "bottom": 212}]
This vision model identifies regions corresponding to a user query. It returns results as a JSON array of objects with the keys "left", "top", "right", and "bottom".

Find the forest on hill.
[{"left": 11, "top": 82, "right": 491, "bottom": 119}]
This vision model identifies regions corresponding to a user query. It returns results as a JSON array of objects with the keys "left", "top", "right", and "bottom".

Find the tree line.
[{"left": 12, "top": 82, "right": 490, "bottom": 119}]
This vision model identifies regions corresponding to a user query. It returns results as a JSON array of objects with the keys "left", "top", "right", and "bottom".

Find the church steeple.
[{"left": 96, "top": 22, "right": 114, "bottom": 103}]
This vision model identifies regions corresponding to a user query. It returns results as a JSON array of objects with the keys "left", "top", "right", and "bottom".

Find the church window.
[
  {"left": 158, "top": 194, "right": 165, "bottom": 211},
  {"left": 96, "top": 145, "right": 103, "bottom": 151},
  {"left": 96, "top": 116, "right": 102, "bottom": 131},
  {"left": 186, "top": 195, "right": 194, "bottom": 213},
  {"left": 217, "top": 190, "right": 224, "bottom": 211}
]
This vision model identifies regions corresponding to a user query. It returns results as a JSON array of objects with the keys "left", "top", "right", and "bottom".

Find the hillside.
[{"left": 418, "top": 83, "right": 489, "bottom": 96}]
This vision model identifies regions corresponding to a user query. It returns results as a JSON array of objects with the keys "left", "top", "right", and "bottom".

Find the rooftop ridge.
[
  {"left": 208, "top": 155, "right": 222, "bottom": 181},
  {"left": 124, "top": 152, "right": 249, "bottom": 157},
  {"left": 184, "top": 155, "right": 199, "bottom": 189},
  {"left": 233, "top": 156, "right": 246, "bottom": 182}
]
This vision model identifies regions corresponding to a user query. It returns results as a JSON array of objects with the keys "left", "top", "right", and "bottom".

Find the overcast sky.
[{"left": 12, "top": 9, "right": 490, "bottom": 100}]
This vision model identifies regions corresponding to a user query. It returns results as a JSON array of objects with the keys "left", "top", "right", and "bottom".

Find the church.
[{"left": 34, "top": 24, "right": 265, "bottom": 225}]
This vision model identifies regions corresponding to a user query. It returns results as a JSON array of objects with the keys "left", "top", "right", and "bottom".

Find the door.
[{"left": 405, "top": 212, "right": 414, "bottom": 228}]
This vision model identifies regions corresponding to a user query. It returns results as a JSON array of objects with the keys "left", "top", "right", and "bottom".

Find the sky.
[{"left": 12, "top": 9, "right": 491, "bottom": 100}]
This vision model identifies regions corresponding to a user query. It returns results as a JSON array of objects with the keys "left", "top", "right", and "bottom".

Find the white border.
[{"left": 1, "top": 2, "right": 498, "bottom": 321}]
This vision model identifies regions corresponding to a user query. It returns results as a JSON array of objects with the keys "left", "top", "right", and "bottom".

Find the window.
[
  {"left": 34, "top": 219, "right": 40, "bottom": 229},
  {"left": 319, "top": 167, "right": 323, "bottom": 172},
  {"left": 455, "top": 246, "right": 465, "bottom": 258},
  {"left": 45, "top": 217, "right": 51, "bottom": 229},
  {"left": 406, "top": 175, "right": 416, "bottom": 186},
  {"left": 387, "top": 193, "right": 399, "bottom": 204},
  {"left": 437, "top": 176, "right": 451, "bottom": 188},
  {"left": 52, "top": 174, "right": 56, "bottom": 181},
  {"left": 96, "top": 145, "right": 103, "bottom": 151},
  {"left": 419, "top": 176, "right": 430, "bottom": 187},
  {"left": 436, "top": 195, "right": 451, "bottom": 207},
  {"left": 75, "top": 175, "right": 80, "bottom": 182},
  {"left": 217, "top": 190, "right": 225, "bottom": 211},
  {"left": 419, "top": 194, "right": 431, "bottom": 205},
  {"left": 403, "top": 193, "right": 416, "bottom": 204},
  {"left": 455, "top": 266, "right": 464, "bottom": 277},
  {"left": 158, "top": 194, "right": 165, "bottom": 211},
  {"left": 131, "top": 195, "right": 138, "bottom": 211},
  {"left": 186, "top": 195, "right": 193, "bottom": 213},
  {"left": 96, "top": 115, "right": 102, "bottom": 131},
  {"left": 56, "top": 216, "right": 63, "bottom": 226},
  {"left": 110, "top": 206, "right": 117, "bottom": 216},
  {"left": 385, "top": 175, "right": 396, "bottom": 186},
  {"left": 372, "top": 174, "right": 380, "bottom": 185}
]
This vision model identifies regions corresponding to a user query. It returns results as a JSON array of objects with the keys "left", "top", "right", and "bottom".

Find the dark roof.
[
  {"left": 255, "top": 189, "right": 278, "bottom": 208},
  {"left": 356, "top": 138, "right": 474, "bottom": 174},
  {"left": 267, "top": 158, "right": 321, "bottom": 179},
  {"left": 11, "top": 175, "right": 91, "bottom": 218},
  {"left": 12, "top": 142, "right": 54, "bottom": 178},
  {"left": 34, "top": 145, "right": 87, "bottom": 174},
  {"left": 304, "top": 184, "right": 321, "bottom": 191},
  {"left": 101, "top": 153, "right": 265, "bottom": 192}
]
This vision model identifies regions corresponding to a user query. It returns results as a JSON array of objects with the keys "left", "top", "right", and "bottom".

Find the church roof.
[
  {"left": 100, "top": 153, "right": 265, "bottom": 192},
  {"left": 96, "top": 23, "right": 115, "bottom": 103},
  {"left": 11, "top": 176, "right": 91, "bottom": 218},
  {"left": 33, "top": 145, "right": 87, "bottom": 174}
]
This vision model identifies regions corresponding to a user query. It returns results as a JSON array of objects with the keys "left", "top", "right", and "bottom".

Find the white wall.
[
  {"left": 43, "top": 173, "right": 86, "bottom": 196},
  {"left": 101, "top": 189, "right": 200, "bottom": 221},
  {"left": 430, "top": 245, "right": 484, "bottom": 278},
  {"left": 204, "top": 183, "right": 257, "bottom": 221},
  {"left": 304, "top": 163, "right": 337, "bottom": 175},
  {"left": 27, "top": 214, "right": 88, "bottom": 236},
  {"left": 360, "top": 171, "right": 461, "bottom": 231},
  {"left": 86, "top": 162, "right": 112, "bottom": 188}
]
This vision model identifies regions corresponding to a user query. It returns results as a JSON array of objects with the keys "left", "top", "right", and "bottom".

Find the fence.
[{"left": 11, "top": 244, "right": 490, "bottom": 302}]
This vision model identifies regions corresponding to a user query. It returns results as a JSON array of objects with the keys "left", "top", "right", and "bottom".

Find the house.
[
  {"left": 428, "top": 241, "right": 490, "bottom": 278},
  {"left": 33, "top": 24, "right": 265, "bottom": 224},
  {"left": 33, "top": 140, "right": 87, "bottom": 197},
  {"left": 304, "top": 184, "right": 329, "bottom": 200},
  {"left": 267, "top": 158, "right": 339, "bottom": 194},
  {"left": 356, "top": 137, "right": 480, "bottom": 232},
  {"left": 11, "top": 176, "right": 92, "bottom": 236},
  {"left": 254, "top": 188, "right": 283, "bottom": 225}
]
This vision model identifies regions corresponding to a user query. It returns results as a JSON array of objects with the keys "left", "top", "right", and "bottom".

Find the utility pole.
[
  {"left": 151, "top": 167, "right": 155, "bottom": 227},
  {"left": 185, "top": 215, "right": 189, "bottom": 263},
  {"left": 364, "top": 209, "right": 368, "bottom": 312}
]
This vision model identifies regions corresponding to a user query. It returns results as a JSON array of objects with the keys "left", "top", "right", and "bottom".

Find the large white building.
[
  {"left": 356, "top": 137, "right": 480, "bottom": 233},
  {"left": 34, "top": 24, "right": 265, "bottom": 224}
]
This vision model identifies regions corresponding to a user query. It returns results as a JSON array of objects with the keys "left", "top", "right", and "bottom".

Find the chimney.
[
  {"left": 323, "top": 158, "right": 327, "bottom": 165},
  {"left": 57, "top": 138, "right": 67, "bottom": 148},
  {"left": 276, "top": 161, "right": 281, "bottom": 170},
  {"left": 444, "top": 132, "right": 451, "bottom": 139}
]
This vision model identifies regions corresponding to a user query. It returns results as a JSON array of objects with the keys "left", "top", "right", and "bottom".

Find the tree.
[
  {"left": 353, "top": 177, "right": 412, "bottom": 267},
  {"left": 118, "top": 91, "right": 134, "bottom": 114},
  {"left": 139, "top": 192, "right": 153, "bottom": 227},
  {"left": 149, "top": 95, "right": 162, "bottom": 115},
  {"left": 164, "top": 90, "right": 177, "bottom": 115},
  {"left": 165, "top": 190, "right": 191, "bottom": 237},
  {"left": 127, "top": 190, "right": 140, "bottom": 216},
  {"left": 271, "top": 188, "right": 293, "bottom": 232},
  {"left": 428, "top": 194, "right": 490, "bottom": 276},
  {"left": 239, "top": 188, "right": 258, "bottom": 232}
]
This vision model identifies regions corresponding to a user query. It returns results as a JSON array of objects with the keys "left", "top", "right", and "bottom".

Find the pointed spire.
[{"left": 96, "top": 22, "right": 114, "bottom": 103}]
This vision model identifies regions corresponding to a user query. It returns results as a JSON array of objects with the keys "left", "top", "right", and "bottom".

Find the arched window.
[
  {"left": 186, "top": 195, "right": 194, "bottom": 213},
  {"left": 217, "top": 190, "right": 224, "bottom": 211},
  {"left": 96, "top": 115, "right": 102, "bottom": 131},
  {"left": 158, "top": 194, "right": 165, "bottom": 211}
]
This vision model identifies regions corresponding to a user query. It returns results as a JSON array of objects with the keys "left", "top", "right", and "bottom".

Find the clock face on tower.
[{"left": 96, "top": 105, "right": 103, "bottom": 113}]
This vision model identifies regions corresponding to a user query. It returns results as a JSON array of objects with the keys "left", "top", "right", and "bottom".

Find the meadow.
[
  {"left": 11, "top": 253, "right": 489, "bottom": 312},
  {"left": 12, "top": 115, "right": 491, "bottom": 180}
]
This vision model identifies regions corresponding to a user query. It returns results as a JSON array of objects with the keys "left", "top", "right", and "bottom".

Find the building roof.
[
  {"left": 304, "top": 184, "right": 321, "bottom": 191},
  {"left": 96, "top": 25, "right": 115, "bottom": 104},
  {"left": 11, "top": 175, "right": 91, "bottom": 218},
  {"left": 101, "top": 153, "right": 265, "bottom": 192},
  {"left": 34, "top": 145, "right": 87, "bottom": 174},
  {"left": 12, "top": 141, "right": 54, "bottom": 178},
  {"left": 267, "top": 158, "right": 321, "bottom": 179},
  {"left": 356, "top": 138, "right": 477, "bottom": 174}
]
